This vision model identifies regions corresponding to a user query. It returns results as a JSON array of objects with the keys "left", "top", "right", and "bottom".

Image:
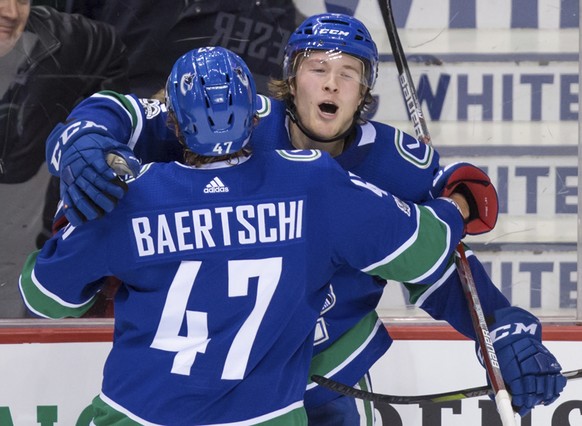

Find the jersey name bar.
[{"left": 131, "top": 200, "right": 304, "bottom": 257}]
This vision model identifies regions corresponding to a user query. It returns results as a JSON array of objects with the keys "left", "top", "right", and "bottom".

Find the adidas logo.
[{"left": 204, "top": 177, "right": 229, "bottom": 194}]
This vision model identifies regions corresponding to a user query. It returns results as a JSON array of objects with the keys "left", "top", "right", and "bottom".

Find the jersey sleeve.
[
  {"left": 320, "top": 156, "right": 464, "bottom": 285},
  {"left": 19, "top": 221, "right": 112, "bottom": 318},
  {"left": 410, "top": 246, "right": 511, "bottom": 340},
  {"left": 337, "top": 122, "right": 440, "bottom": 204},
  {"left": 45, "top": 91, "right": 180, "bottom": 175}
]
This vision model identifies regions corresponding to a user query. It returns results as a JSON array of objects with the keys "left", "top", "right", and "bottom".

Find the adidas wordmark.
[{"left": 204, "top": 177, "right": 229, "bottom": 193}]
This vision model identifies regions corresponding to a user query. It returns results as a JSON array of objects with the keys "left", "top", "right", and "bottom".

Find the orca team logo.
[
  {"left": 236, "top": 66, "right": 250, "bottom": 89},
  {"left": 204, "top": 177, "right": 229, "bottom": 193},
  {"left": 180, "top": 73, "right": 194, "bottom": 96}
]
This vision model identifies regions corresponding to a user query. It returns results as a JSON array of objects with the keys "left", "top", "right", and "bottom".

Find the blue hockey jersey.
[
  {"left": 44, "top": 91, "right": 510, "bottom": 409},
  {"left": 250, "top": 96, "right": 446, "bottom": 405},
  {"left": 21, "top": 149, "right": 464, "bottom": 425}
]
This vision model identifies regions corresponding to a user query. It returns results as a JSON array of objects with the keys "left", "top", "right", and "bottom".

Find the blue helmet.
[
  {"left": 165, "top": 47, "right": 257, "bottom": 156},
  {"left": 284, "top": 13, "right": 379, "bottom": 89}
]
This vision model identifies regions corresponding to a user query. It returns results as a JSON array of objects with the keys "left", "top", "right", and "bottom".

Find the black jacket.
[
  {"left": 91, "top": 0, "right": 297, "bottom": 97},
  {"left": 0, "top": 6, "right": 129, "bottom": 183}
]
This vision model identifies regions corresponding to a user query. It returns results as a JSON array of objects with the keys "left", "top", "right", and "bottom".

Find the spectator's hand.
[
  {"left": 59, "top": 134, "right": 140, "bottom": 226},
  {"left": 430, "top": 162, "right": 498, "bottom": 235},
  {"left": 479, "top": 307, "right": 567, "bottom": 416}
]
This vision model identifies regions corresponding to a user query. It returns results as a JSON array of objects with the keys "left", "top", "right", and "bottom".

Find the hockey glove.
[
  {"left": 430, "top": 162, "right": 498, "bottom": 235},
  {"left": 478, "top": 307, "right": 566, "bottom": 416},
  {"left": 59, "top": 134, "right": 140, "bottom": 226}
]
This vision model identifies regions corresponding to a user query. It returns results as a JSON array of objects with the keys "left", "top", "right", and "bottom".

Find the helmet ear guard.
[
  {"left": 165, "top": 47, "right": 257, "bottom": 157},
  {"left": 284, "top": 13, "right": 379, "bottom": 89}
]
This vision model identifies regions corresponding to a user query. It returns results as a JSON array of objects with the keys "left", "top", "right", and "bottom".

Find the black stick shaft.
[
  {"left": 377, "top": 0, "right": 431, "bottom": 145},
  {"left": 312, "top": 368, "right": 582, "bottom": 405}
]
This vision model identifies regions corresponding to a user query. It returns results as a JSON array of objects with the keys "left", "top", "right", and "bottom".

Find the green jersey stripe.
[
  {"left": 19, "top": 251, "right": 95, "bottom": 319},
  {"left": 365, "top": 205, "right": 453, "bottom": 283},
  {"left": 92, "top": 91, "right": 143, "bottom": 149},
  {"left": 307, "top": 311, "right": 381, "bottom": 383},
  {"left": 94, "top": 393, "right": 307, "bottom": 426}
]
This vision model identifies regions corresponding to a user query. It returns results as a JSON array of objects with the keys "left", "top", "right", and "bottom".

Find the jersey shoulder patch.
[{"left": 392, "top": 127, "right": 434, "bottom": 169}]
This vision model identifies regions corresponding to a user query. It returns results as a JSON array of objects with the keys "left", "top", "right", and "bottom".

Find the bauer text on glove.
[{"left": 477, "top": 307, "right": 567, "bottom": 417}]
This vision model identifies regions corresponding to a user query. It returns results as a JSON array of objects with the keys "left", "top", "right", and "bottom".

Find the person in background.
[
  {"left": 20, "top": 46, "right": 476, "bottom": 425},
  {"left": 34, "top": 0, "right": 301, "bottom": 95},
  {"left": 0, "top": 1, "right": 128, "bottom": 317},
  {"left": 43, "top": 13, "right": 567, "bottom": 424}
]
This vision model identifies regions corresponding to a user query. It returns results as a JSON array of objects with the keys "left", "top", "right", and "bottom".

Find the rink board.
[
  {"left": 441, "top": 147, "right": 577, "bottom": 244},
  {"left": 377, "top": 144, "right": 578, "bottom": 317},
  {"left": 370, "top": 338, "right": 582, "bottom": 426},
  {"left": 0, "top": 326, "right": 580, "bottom": 425},
  {"left": 377, "top": 246, "right": 578, "bottom": 317}
]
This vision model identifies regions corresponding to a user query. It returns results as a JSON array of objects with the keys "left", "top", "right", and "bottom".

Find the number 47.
[
  {"left": 150, "top": 258, "right": 282, "bottom": 380},
  {"left": 212, "top": 141, "right": 234, "bottom": 155}
]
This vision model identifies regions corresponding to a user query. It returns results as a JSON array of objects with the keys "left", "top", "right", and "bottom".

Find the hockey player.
[
  {"left": 43, "top": 15, "right": 566, "bottom": 424},
  {"left": 21, "top": 47, "right": 478, "bottom": 425},
  {"left": 255, "top": 14, "right": 566, "bottom": 422}
]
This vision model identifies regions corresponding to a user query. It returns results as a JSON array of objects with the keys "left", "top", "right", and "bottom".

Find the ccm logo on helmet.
[{"left": 316, "top": 29, "right": 350, "bottom": 37}]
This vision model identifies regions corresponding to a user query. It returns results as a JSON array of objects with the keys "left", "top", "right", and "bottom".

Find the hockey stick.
[
  {"left": 376, "top": 1, "right": 516, "bottom": 424},
  {"left": 378, "top": 0, "right": 431, "bottom": 146},
  {"left": 311, "top": 368, "right": 582, "bottom": 405}
]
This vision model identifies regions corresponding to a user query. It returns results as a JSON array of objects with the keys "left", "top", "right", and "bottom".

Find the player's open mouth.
[{"left": 319, "top": 102, "right": 338, "bottom": 115}]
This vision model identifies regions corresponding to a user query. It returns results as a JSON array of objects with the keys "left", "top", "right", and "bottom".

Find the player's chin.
[{"left": 311, "top": 121, "right": 344, "bottom": 139}]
